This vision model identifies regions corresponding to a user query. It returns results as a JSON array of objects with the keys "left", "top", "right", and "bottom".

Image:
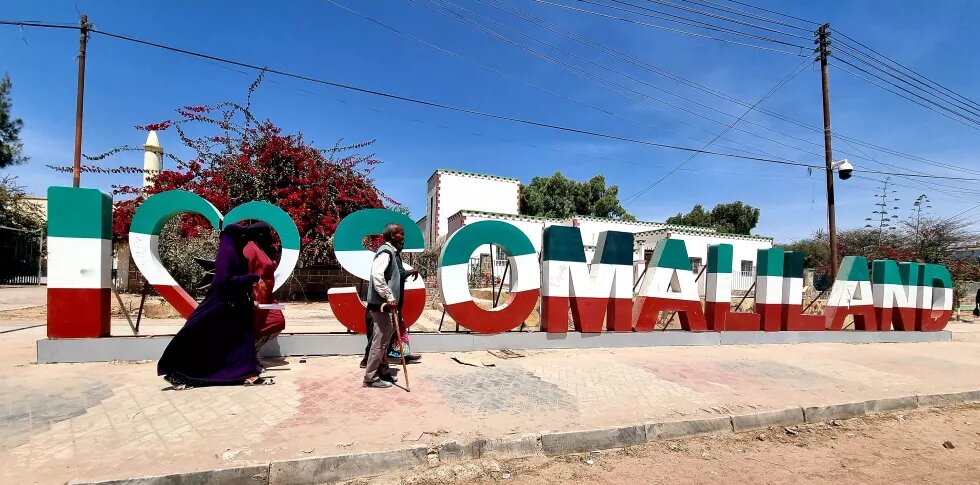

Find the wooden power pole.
[
  {"left": 817, "top": 23, "right": 839, "bottom": 280},
  {"left": 72, "top": 14, "right": 91, "bottom": 188}
]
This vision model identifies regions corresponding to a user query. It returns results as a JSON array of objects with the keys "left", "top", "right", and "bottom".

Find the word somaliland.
[{"left": 46, "top": 188, "right": 952, "bottom": 338}]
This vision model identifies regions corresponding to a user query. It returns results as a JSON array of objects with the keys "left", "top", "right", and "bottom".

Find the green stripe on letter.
[
  {"left": 129, "top": 190, "right": 222, "bottom": 236},
  {"left": 47, "top": 187, "right": 112, "bottom": 239},
  {"left": 333, "top": 209, "right": 423, "bottom": 252},
  {"left": 542, "top": 226, "right": 587, "bottom": 263},
  {"left": 756, "top": 248, "right": 784, "bottom": 277},
  {"left": 707, "top": 244, "right": 733, "bottom": 274},
  {"left": 648, "top": 238, "right": 692, "bottom": 271},
  {"left": 224, "top": 201, "right": 301, "bottom": 249},
  {"left": 595, "top": 231, "right": 634, "bottom": 266},
  {"left": 837, "top": 256, "right": 870, "bottom": 282},
  {"left": 441, "top": 221, "right": 535, "bottom": 266}
]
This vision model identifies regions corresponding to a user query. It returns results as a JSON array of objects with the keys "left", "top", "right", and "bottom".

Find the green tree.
[
  {"left": 667, "top": 201, "right": 760, "bottom": 235},
  {"left": 0, "top": 175, "right": 43, "bottom": 230},
  {"left": 0, "top": 74, "right": 27, "bottom": 168},
  {"left": 520, "top": 172, "right": 634, "bottom": 220}
]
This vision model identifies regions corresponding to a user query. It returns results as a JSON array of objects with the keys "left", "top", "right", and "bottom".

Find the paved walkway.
[
  {"left": 0, "top": 286, "right": 45, "bottom": 312},
  {"left": 1, "top": 319, "right": 980, "bottom": 483}
]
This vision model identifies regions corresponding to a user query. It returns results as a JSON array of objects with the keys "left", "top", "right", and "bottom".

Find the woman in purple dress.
[{"left": 158, "top": 223, "right": 273, "bottom": 389}]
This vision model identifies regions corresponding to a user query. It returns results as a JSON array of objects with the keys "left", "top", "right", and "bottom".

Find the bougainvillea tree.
[{"left": 93, "top": 76, "right": 401, "bottom": 266}]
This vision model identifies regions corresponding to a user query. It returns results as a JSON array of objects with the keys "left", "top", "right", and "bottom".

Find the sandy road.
[{"left": 355, "top": 404, "right": 980, "bottom": 485}]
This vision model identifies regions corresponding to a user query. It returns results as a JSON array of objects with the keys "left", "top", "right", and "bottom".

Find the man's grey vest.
[{"left": 366, "top": 242, "right": 404, "bottom": 305}]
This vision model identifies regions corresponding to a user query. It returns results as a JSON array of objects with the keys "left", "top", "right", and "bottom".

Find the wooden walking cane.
[{"left": 383, "top": 303, "right": 411, "bottom": 392}]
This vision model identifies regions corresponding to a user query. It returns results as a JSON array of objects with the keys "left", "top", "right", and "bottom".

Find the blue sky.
[{"left": 2, "top": 0, "right": 979, "bottom": 242}]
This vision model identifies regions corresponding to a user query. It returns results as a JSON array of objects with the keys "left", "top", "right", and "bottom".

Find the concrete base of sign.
[{"left": 36, "top": 330, "right": 952, "bottom": 363}]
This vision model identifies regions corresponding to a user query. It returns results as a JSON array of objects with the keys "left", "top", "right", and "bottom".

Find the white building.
[{"left": 418, "top": 169, "right": 773, "bottom": 292}]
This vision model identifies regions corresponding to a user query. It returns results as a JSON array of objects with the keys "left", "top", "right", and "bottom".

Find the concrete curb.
[
  {"left": 67, "top": 465, "right": 270, "bottom": 485},
  {"left": 803, "top": 401, "right": 866, "bottom": 423},
  {"left": 438, "top": 433, "right": 542, "bottom": 462},
  {"left": 645, "top": 415, "right": 734, "bottom": 440},
  {"left": 268, "top": 445, "right": 429, "bottom": 485},
  {"left": 540, "top": 424, "right": 647, "bottom": 455},
  {"left": 732, "top": 406, "right": 805, "bottom": 431},
  {"left": 72, "top": 391, "right": 980, "bottom": 485}
]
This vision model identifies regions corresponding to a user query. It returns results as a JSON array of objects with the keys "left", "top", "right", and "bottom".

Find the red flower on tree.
[{"left": 109, "top": 82, "right": 403, "bottom": 265}]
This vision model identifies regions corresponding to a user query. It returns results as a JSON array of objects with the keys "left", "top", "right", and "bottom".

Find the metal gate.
[{"left": 0, "top": 226, "right": 43, "bottom": 285}]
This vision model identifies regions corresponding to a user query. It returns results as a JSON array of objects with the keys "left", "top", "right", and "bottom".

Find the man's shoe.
[
  {"left": 379, "top": 373, "right": 398, "bottom": 383},
  {"left": 362, "top": 379, "right": 392, "bottom": 388},
  {"left": 405, "top": 354, "right": 422, "bottom": 363},
  {"left": 359, "top": 358, "right": 367, "bottom": 369}
]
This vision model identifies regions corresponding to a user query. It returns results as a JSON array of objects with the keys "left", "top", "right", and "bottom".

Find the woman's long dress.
[
  {"left": 244, "top": 241, "right": 286, "bottom": 340},
  {"left": 157, "top": 224, "right": 260, "bottom": 386}
]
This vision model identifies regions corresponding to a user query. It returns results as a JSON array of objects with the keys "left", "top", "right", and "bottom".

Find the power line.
[
  {"left": 419, "top": 0, "right": 821, "bottom": 159},
  {"left": 833, "top": 56, "right": 980, "bottom": 131},
  {"left": 439, "top": 0, "right": 865, "bottom": 169},
  {"left": 832, "top": 47, "right": 980, "bottom": 124},
  {"left": 669, "top": 0, "right": 812, "bottom": 31},
  {"left": 4, "top": 18, "right": 980, "bottom": 182},
  {"left": 624, "top": 58, "right": 808, "bottom": 203},
  {"left": 324, "top": 0, "right": 770, "bottom": 158},
  {"left": 831, "top": 27, "right": 980, "bottom": 114},
  {"left": 523, "top": 0, "right": 810, "bottom": 55},
  {"left": 832, "top": 37, "right": 980, "bottom": 119},
  {"left": 610, "top": 0, "right": 811, "bottom": 39},
  {"left": 567, "top": 0, "right": 811, "bottom": 47},
  {"left": 719, "top": 0, "right": 820, "bottom": 27},
  {"left": 490, "top": 1, "right": 980, "bottom": 177}
]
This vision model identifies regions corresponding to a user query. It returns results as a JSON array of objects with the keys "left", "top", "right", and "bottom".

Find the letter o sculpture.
[{"left": 438, "top": 221, "right": 540, "bottom": 334}]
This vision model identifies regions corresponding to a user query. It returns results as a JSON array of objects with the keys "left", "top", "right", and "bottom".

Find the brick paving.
[{"left": 1, "top": 322, "right": 980, "bottom": 484}]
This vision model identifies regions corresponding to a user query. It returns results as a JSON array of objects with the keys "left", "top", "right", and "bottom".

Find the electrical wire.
[
  {"left": 833, "top": 56, "right": 980, "bottom": 131},
  {"left": 488, "top": 1, "right": 980, "bottom": 176},
  {"left": 668, "top": 0, "right": 812, "bottom": 31},
  {"left": 324, "top": 0, "right": 772, "bottom": 158},
  {"left": 831, "top": 27, "right": 980, "bottom": 113},
  {"left": 4, "top": 17, "right": 980, "bottom": 183},
  {"left": 624, "top": 58, "right": 809, "bottom": 203},
  {"left": 719, "top": 0, "right": 821, "bottom": 27},
  {"left": 567, "top": 0, "right": 810, "bottom": 47},
  {"left": 420, "top": 0, "right": 821, "bottom": 160},
  {"left": 607, "top": 0, "right": 811, "bottom": 40},
  {"left": 833, "top": 37, "right": 980, "bottom": 119},
  {"left": 523, "top": 0, "right": 810, "bottom": 55}
]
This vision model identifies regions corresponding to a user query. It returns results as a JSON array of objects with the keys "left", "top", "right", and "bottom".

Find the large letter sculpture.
[
  {"left": 540, "top": 227, "right": 633, "bottom": 333},
  {"left": 129, "top": 191, "right": 299, "bottom": 318},
  {"left": 872, "top": 260, "right": 919, "bottom": 331},
  {"left": 918, "top": 263, "right": 953, "bottom": 331},
  {"left": 47, "top": 187, "right": 113, "bottom": 338},
  {"left": 328, "top": 209, "right": 426, "bottom": 333},
  {"left": 782, "top": 251, "right": 823, "bottom": 330},
  {"left": 632, "top": 238, "right": 707, "bottom": 332},
  {"left": 439, "top": 221, "right": 540, "bottom": 334},
  {"left": 704, "top": 244, "right": 760, "bottom": 331},
  {"left": 755, "top": 248, "right": 786, "bottom": 332},
  {"left": 826, "top": 256, "right": 877, "bottom": 330}
]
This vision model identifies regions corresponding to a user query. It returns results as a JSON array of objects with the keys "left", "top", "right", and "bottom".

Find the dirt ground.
[{"left": 353, "top": 404, "right": 980, "bottom": 485}]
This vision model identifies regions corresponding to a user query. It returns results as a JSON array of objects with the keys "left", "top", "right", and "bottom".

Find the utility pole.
[
  {"left": 72, "top": 14, "right": 91, "bottom": 188},
  {"left": 817, "top": 23, "right": 838, "bottom": 279}
]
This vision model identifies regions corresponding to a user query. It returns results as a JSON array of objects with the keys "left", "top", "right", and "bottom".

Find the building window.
[
  {"left": 496, "top": 246, "right": 509, "bottom": 261},
  {"left": 741, "top": 260, "right": 753, "bottom": 273},
  {"left": 689, "top": 257, "right": 702, "bottom": 272}
]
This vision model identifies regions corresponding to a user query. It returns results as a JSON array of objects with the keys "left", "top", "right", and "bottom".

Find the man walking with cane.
[{"left": 363, "top": 223, "right": 417, "bottom": 389}]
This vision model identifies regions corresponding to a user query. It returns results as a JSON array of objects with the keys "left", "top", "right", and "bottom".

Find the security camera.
[{"left": 832, "top": 159, "right": 853, "bottom": 180}]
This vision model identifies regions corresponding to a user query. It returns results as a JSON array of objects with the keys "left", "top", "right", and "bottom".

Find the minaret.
[{"left": 142, "top": 130, "right": 163, "bottom": 189}]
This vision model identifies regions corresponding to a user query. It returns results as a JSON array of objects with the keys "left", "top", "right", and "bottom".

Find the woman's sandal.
[
  {"left": 244, "top": 376, "right": 274, "bottom": 386},
  {"left": 173, "top": 383, "right": 193, "bottom": 391}
]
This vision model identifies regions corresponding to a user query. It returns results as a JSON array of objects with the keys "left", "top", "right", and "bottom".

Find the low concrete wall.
[{"left": 37, "top": 330, "right": 952, "bottom": 364}]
